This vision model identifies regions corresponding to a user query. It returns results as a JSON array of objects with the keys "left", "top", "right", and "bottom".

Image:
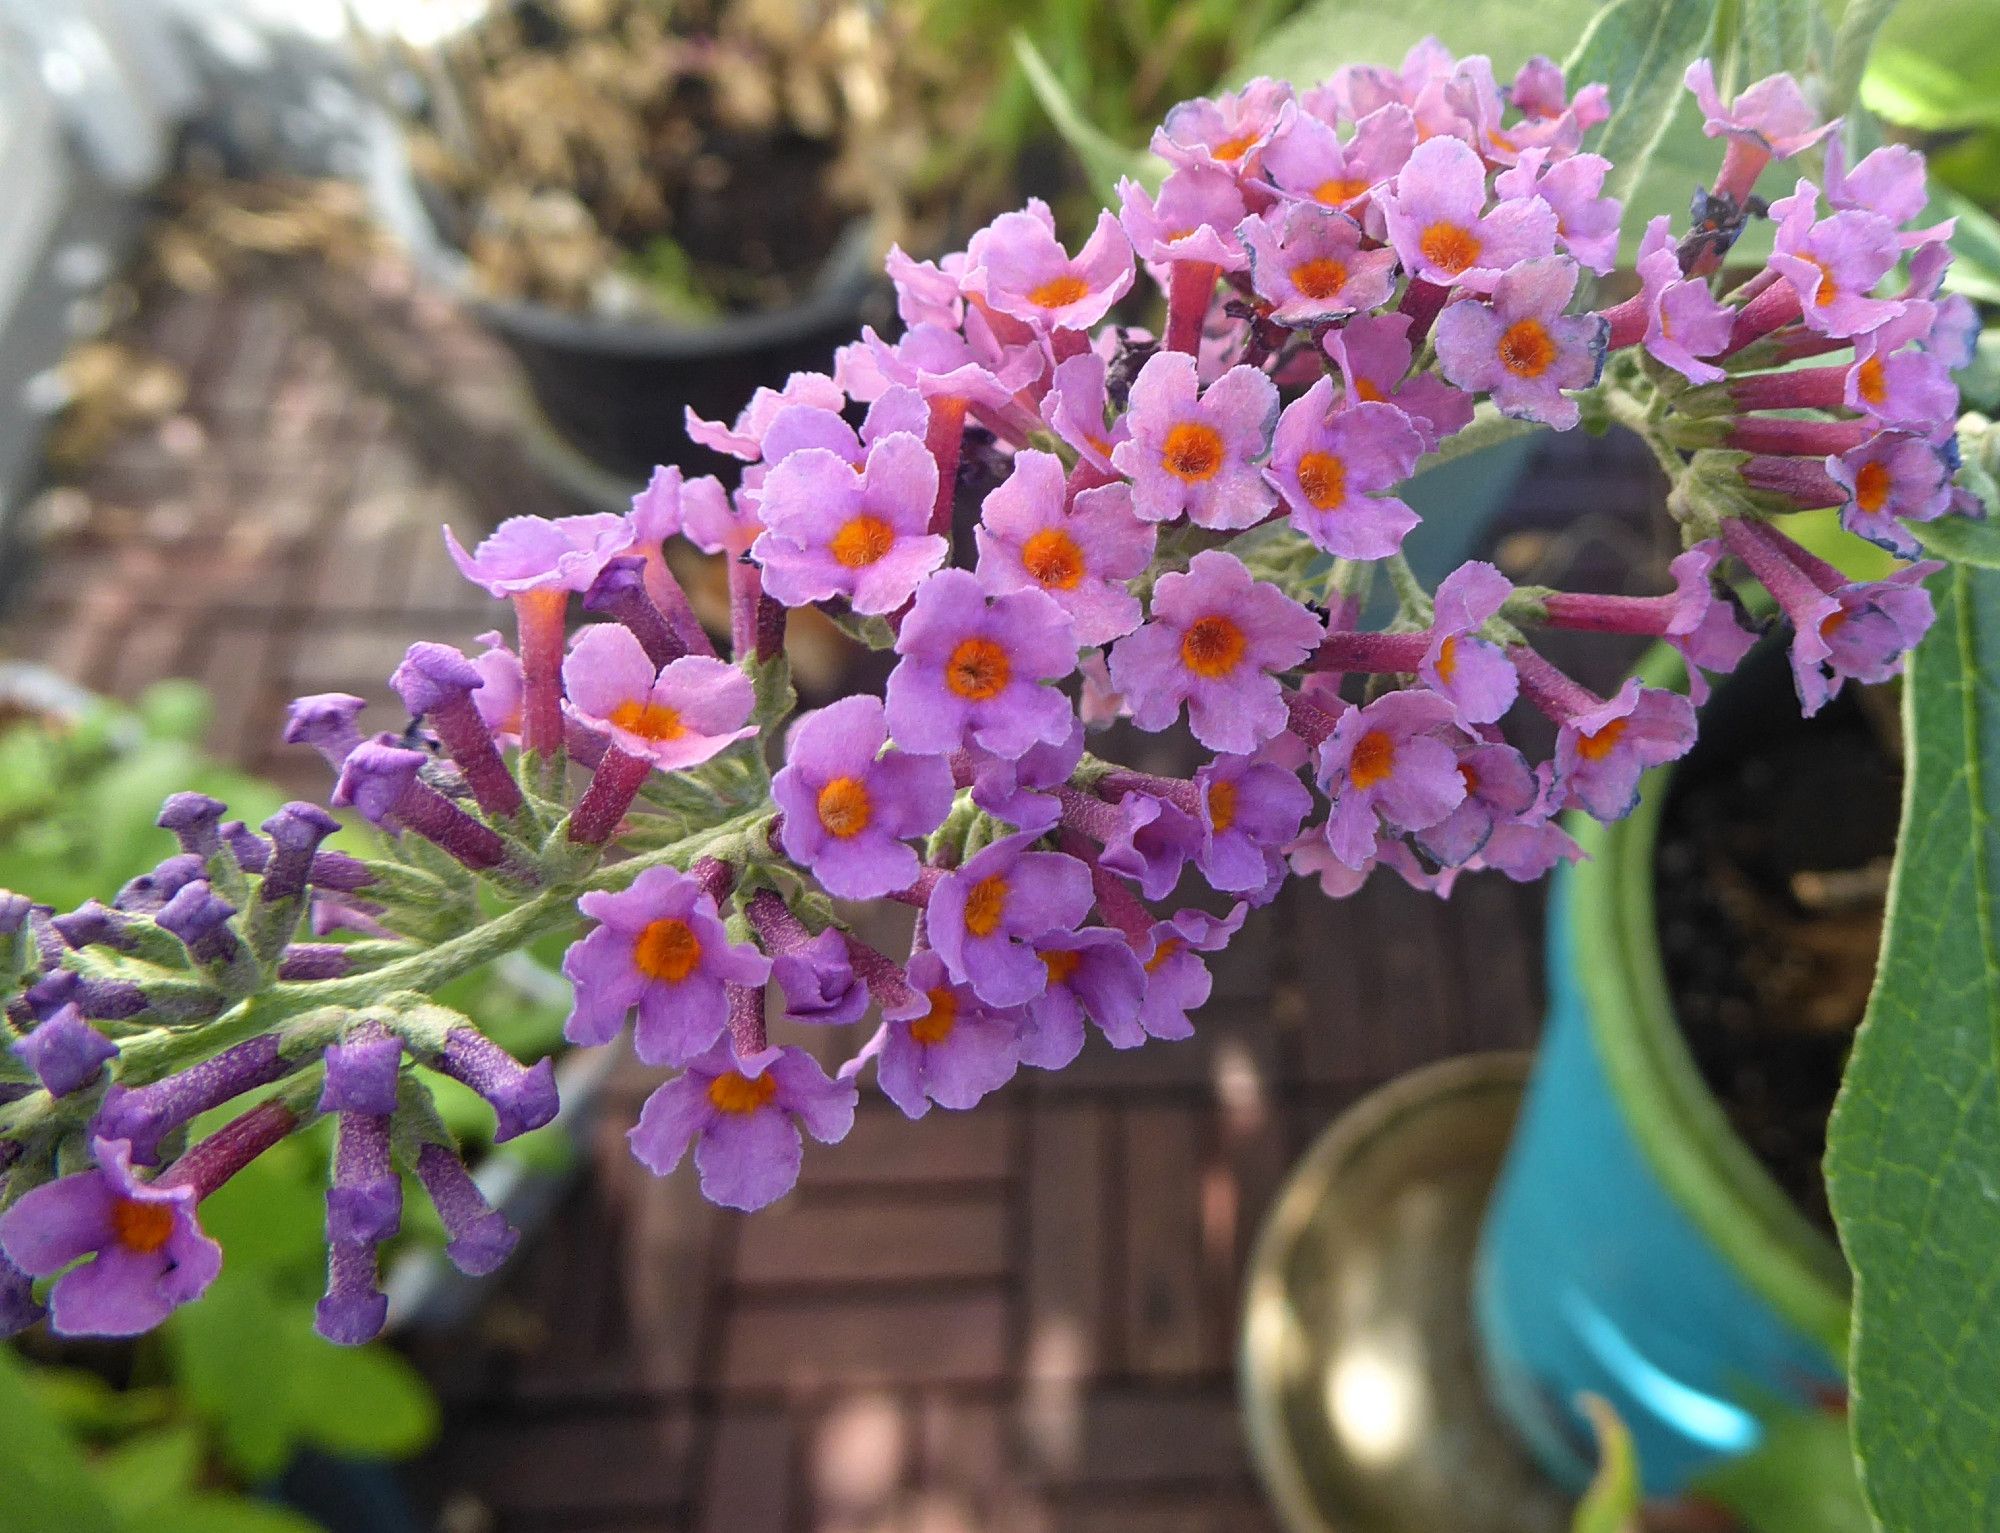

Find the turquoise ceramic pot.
[{"left": 1474, "top": 649, "right": 1851, "bottom": 1496}]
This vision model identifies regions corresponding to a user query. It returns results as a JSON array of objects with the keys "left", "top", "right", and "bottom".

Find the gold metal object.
[{"left": 1239, "top": 1053, "right": 1573, "bottom": 1533}]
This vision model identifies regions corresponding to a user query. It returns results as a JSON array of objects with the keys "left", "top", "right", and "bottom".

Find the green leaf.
[
  {"left": 286, "top": 1337, "right": 439, "bottom": 1461},
  {"left": 1825, "top": 562, "right": 2000, "bottom": 1531},
  {"left": 1861, "top": 0, "right": 2000, "bottom": 131},
  {"left": 1010, "top": 32, "right": 1153, "bottom": 194},
  {"left": 1566, "top": 0, "right": 1722, "bottom": 210},
  {"left": 1692, "top": 1407, "right": 1873, "bottom": 1533},
  {"left": 1915, "top": 515, "right": 2000, "bottom": 569},
  {"left": 0, "top": 1345, "right": 124, "bottom": 1533},
  {"left": 1936, "top": 188, "right": 2000, "bottom": 306},
  {"left": 1826, "top": 0, "right": 1905, "bottom": 117},
  {"left": 1571, "top": 1394, "right": 1641, "bottom": 1533},
  {"left": 149, "top": 1495, "right": 325, "bottom": 1533},
  {"left": 166, "top": 1273, "right": 303, "bottom": 1480},
  {"left": 95, "top": 1425, "right": 206, "bottom": 1520}
]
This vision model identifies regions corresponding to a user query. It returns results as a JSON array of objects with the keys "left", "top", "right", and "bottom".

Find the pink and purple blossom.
[
  {"left": 974, "top": 452, "right": 1154, "bottom": 644},
  {"left": 963, "top": 202, "right": 1135, "bottom": 334},
  {"left": 1377, "top": 135, "right": 1557, "bottom": 292},
  {"left": 928, "top": 831, "right": 1094, "bottom": 1006},
  {"left": 1316, "top": 688, "right": 1469, "bottom": 869},
  {"left": 1113, "top": 352, "right": 1279, "bottom": 529},
  {"left": 752, "top": 430, "right": 948, "bottom": 614},
  {"left": 862, "top": 948, "right": 1024, "bottom": 1116},
  {"left": 1240, "top": 205, "right": 1399, "bottom": 326},
  {"left": 1434, "top": 256, "right": 1608, "bottom": 429},
  {"left": 562, "top": 626, "right": 756, "bottom": 772},
  {"left": 1265, "top": 381, "right": 1424, "bottom": 559},
  {"left": 1321, "top": 313, "right": 1474, "bottom": 450}
]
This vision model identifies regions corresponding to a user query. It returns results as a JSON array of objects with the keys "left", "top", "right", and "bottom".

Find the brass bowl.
[{"left": 1239, "top": 1053, "right": 1573, "bottom": 1533}]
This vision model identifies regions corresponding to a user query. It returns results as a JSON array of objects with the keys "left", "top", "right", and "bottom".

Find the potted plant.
[{"left": 0, "top": 14, "right": 1990, "bottom": 1533}]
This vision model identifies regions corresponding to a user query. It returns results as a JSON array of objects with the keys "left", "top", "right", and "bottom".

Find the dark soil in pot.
[{"left": 1653, "top": 639, "right": 1901, "bottom": 1236}]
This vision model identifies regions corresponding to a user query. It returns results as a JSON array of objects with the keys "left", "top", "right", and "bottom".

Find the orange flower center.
[
  {"left": 1809, "top": 257, "right": 1839, "bottom": 307},
  {"left": 1458, "top": 762, "right": 1481, "bottom": 796},
  {"left": 1021, "top": 528, "right": 1086, "bottom": 590},
  {"left": 964, "top": 876, "right": 1009, "bottom": 937},
  {"left": 1498, "top": 319, "right": 1556, "bottom": 378},
  {"left": 708, "top": 1070, "right": 778, "bottom": 1115},
  {"left": 816, "top": 775, "right": 873, "bottom": 838},
  {"left": 1820, "top": 609, "right": 1850, "bottom": 639},
  {"left": 635, "top": 917, "right": 703, "bottom": 982},
  {"left": 1434, "top": 635, "right": 1459, "bottom": 682},
  {"left": 1313, "top": 176, "right": 1370, "bottom": 206},
  {"left": 1162, "top": 422, "right": 1226, "bottom": 482},
  {"left": 1028, "top": 273, "right": 1091, "bottom": 310},
  {"left": 1180, "top": 615, "right": 1247, "bottom": 678},
  {"left": 829, "top": 513, "right": 896, "bottom": 568},
  {"left": 1290, "top": 257, "right": 1350, "bottom": 299},
  {"left": 1575, "top": 717, "right": 1628, "bottom": 762},
  {"left": 1856, "top": 356, "right": 1887, "bottom": 406},
  {"left": 945, "top": 637, "right": 1011, "bottom": 701},
  {"left": 909, "top": 986, "right": 959, "bottom": 1045},
  {"left": 610, "top": 699, "right": 685, "bottom": 741},
  {"left": 111, "top": 1198, "right": 175, "bottom": 1255},
  {"left": 1853, "top": 460, "right": 1892, "bottom": 514},
  {"left": 1419, "top": 222, "right": 1482, "bottom": 276},
  {"left": 1144, "top": 937, "right": 1181, "bottom": 973},
  {"left": 1350, "top": 730, "right": 1396, "bottom": 789},
  {"left": 1353, "top": 378, "right": 1387, "bottom": 403},
  {"left": 1041, "top": 949, "right": 1082, "bottom": 986},
  {"left": 1295, "top": 450, "right": 1348, "bottom": 511},
  {"left": 1207, "top": 778, "right": 1238, "bottom": 834},
  {"left": 1212, "top": 131, "right": 1258, "bottom": 161}
]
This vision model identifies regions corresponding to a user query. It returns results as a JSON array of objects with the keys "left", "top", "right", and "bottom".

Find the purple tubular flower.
[
  {"left": 1113, "top": 353, "right": 1279, "bottom": 530},
  {"left": 1377, "top": 135, "right": 1557, "bottom": 292},
  {"left": 157, "top": 793, "right": 227, "bottom": 860},
  {"left": 1767, "top": 182, "right": 1905, "bottom": 340},
  {"left": 745, "top": 895, "right": 871, "bottom": 1026},
  {"left": 1042, "top": 352, "right": 1129, "bottom": 477},
  {"left": 963, "top": 716, "right": 1086, "bottom": 833},
  {"left": 928, "top": 831, "right": 1094, "bottom": 1006},
  {"left": 317, "top": 1238, "right": 388, "bottom": 1347},
  {"left": 583, "top": 555, "right": 687, "bottom": 668},
  {"left": 94, "top": 1034, "right": 292, "bottom": 1165},
  {"left": 1240, "top": 205, "right": 1400, "bottom": 325},
  {"left": 283, "top": 693, "right": 369, "bottom": 776},
  {"left": 973, "top": 453, "right": 1155, "bottom": 645},
  {"left": 963, "top": 202, "right": 1135, "bottom": 333},
  {"left": 24, "top": 967, "right": 145, "bottom": 1024},
  {"left": 443, "top": 512, "right": 630, "bottom": 599},
  {"left": 1108, "top": 550, "right": 1324, "bottom": 754},
  {"left": 1195, "top": 754, "right": 1313, "bottom": 893},
  {"left": 1415, "top": 741, "right": 1540, "bottom": 866},
  {"left": 1830, "top": 432, "right": 1953, "bottom": 555},
  {"left": 686, "top": 370, "right": 847, "bottom": 462},
  {"left": 566, "top": 866, "right": 770, "bottom": 1065},
  {"left": 1317, "top": 689, "right": 1470, "bottom": 869},
  {"left": 884, "top": 570, "right": 1078, "bottom": 761},
  {"left": 1266, "top": 382, "right": 1424, "bottom": 558},
  {"left": 1018, "top": 928, "right": 1149, "bottom": 1067},
  {"left": 562, "top": 626, "right": 757, "bottom": 773},
  {"left": 319, "top": 1023, "right": 403, "bottom": 1117},
  {"left": 52, "top": 900, "right": 129, "bottom": 951},
  {"left": 752, "top": 431, "right": 948, "bottom": 614},
  {"left": 259, "top": 802, "right": 342, "bottom": 904},
  {"left": 1684, "top": 61, "right": 1836, "bottom": 160},
  {"left": 627, "top": 1040, "right": 857, "bottom": 1211},
  {"left": 415, "top": 1142, "right": 518, "bottom": 1276},
  {"left": 1513, "top": 649, "right": 1698, "bottom": 819},
  {"left": 1136, "top": 904, "right": 1246, "bottom": 1042},
  {"left": 155, "top": 880, "right": 239, "bottom": 965},
  {"left": 1848, "top": 305, "right": 1958, "bottom": 430},
  {"left": 15, "top": 1004, "right": 117, "bottom": 1096},
  {"left": 1422, "top": 561, "right": 1520, "bottom": 724},
  {"left": 1606, "top": 216, "right": 1734, "bottom": 383},
  {"left": 866, "top": 948, "right": 1024, "bottom": 1115},
  {"left": 1321, "top": 313, "right": 1474, "bottom": 451},
  {"left": 1117, "top": 165, "right": 1251, "bottom": 273},
  {"left": 1071, "top": 786, "right": 1201, "bottom": 901},
  {"left": 439, "top": 1029, "right": 558, "bottom": 1143},
  {"left": 1434, "top": 257, "right": 1609, "bottom": 429},
  {"left": 1152, "top": 77, "right": 1296, "bottom": 174},
  {"left": 334, "top": 740, "right": 510, "bottom": 871},
  {"left": 772, "top": 695, "right": 956, "bottom": 899},
  {"left": 470, "top": 632, "right": 526, "bottom": 746},
  {"left": 0, "top": 1138, "right": 222, "bottom": 1336},
  {"left": 317, "top": 1110, "right": 398, "bottom": 1345},
  {"left": 1494, "top": 149, "right": 1621, "bottom": 274},
  {"left": 1261, "top": 104, "right": 1416, "bottom": 220},
  {"left": 389, "top": 643, "right": 525, "bottom": 820},
  {"left": 277, "top": 944, "right": 349, "bottom": 981},
  {"left": 1826, "top": 139, "right": 1930, "bottom": 226}
]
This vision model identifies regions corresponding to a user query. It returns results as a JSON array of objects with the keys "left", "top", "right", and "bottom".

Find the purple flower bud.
[
  {"left": 157, "top": 793, "right": 227, "bottom": 860},
  {"left": 154, "top": 881, "right": 239, "bottom": 965},
  {"left": 439, "top": 1029, "right": 557, "bottom": 1142},
  {"left": 284, "top": 693, "right": 369, "bottom": 775},
  {"left": 222, "top": 821, "right": 268, "bottom": 870},
  {"left": 51, "top": 901, "right": 130, "bottom": 951},
  {"left": 15, "top": 1004, "right": 117, "bottom": 1096},
  {"left": 415, "top": 1142, "right": 518, "bottom": 1276},
  {"left": 0, "top": 893, "right": 29, "bottom": 937},
  {"left": 745, "top": 893, "right": 869, "bottom": 1025},
  {"left": 114, "top": 853, "right": 208, "bottom": 915},
  {"left": 276, "top": 944, "right": 351, "bottom": 981},
  {"left": 320, "top": 1023, "right": 403, "bottom": 1117},
  {"left": 333, "top": 740, "right": 509, "bottom": 871},
  {"left": 22, "top": 968, "right": 78, "bottom": 1019},
  {"left": 390, "top": 644, "right": 524, "bottom": 821},
  {"left": 583, "top": 556, "right": 687, "bottom": 667},
  {"left": 259, "top": 802, "right": 341, "bottom": 903},
  {"left": 94, "top": 1033, "right": 292, "bottom": 1164},
  {"left": 326, "top": 1109, "right": 400, "bottom": 1246},
  {"left": 315, "top": 1240, "right": 389, "bottom": 1346}
]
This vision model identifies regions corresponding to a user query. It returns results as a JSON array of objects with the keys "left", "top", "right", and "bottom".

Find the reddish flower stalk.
[
  {"left": 568, "top": 748, "right": 652, "bottom": 846},
  {"left": 510, "top": 588, "right": 569, "bottom": 760},
  {"left": 924, "top": 395, "right": 971, "bottom": 536},
  {"left": 1740, "top": 454, "right": 1845, "bottom": 506},
  {"left": 1728, "top": 367, "right": 1848, "bottom": 413},
  {"left": 1165, "top": 260, "right": 1221, "bottom": 354},
  {"left": 155, "top": 1098, "right": 300, "bottom": 1201},
  {"left": 1725, "top": 416, "right": 1871, "bottom": 457}
]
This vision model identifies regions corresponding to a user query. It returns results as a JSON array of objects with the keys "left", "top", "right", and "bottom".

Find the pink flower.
[
  {"left": 752, "top": 430, "right": 948, "bottom": 614},
  {"left": 964, "top": 201, "right": 1135, "bottom": 334},
  {"left": 885, "top": 569, "right": 1078, "bottom": 759},
  {"left": 1847, "top": 304, "right": 1958, "bottom": 431},
  {"left": 1264, "top": 381, "right": 1424, "bottom": 559},
  {"left": 1493, "top": 149, "right": 1621, "bottom": 275},
  {"left": 1434, "top": 257, "right": 1608, "bottom": 428},
  {"left": 1684, "top": 61, "right": 1836, "bottom": 159},
  {"left": 1117, "top": 167, "right": 1251, "bottom": 273},
  {"left": 1322, "top": 313, "right": 1474, "bottom": 450},
  {"left": 1421, "top": 561, "right": 1520, "bottom": 724},
  {"left": 444, "top": 513, "right": 630, "bottom": 599},
  {"left": 1042, "top": 351, "right": 1131, "bottom": 476},
  {"left": 1260, "top": 105, "right": 1417, "bottom": 225},
  {"left": 1828, "top": 432, "right": 1954, "bottom": 556},
  {"left": 1152, "top": 78, "right": 1297, "bottom": 176},
  {"left": 974, "top": 451, "right": 1155, "bottom": 644},
  {"left": 1768, "top": 182, "right": 1905, "bottom": 339},
  {"left": 686, "top": 370, "right": 846, "bottom": 462},
  {"left": 1377, "top": 135, "right": 1556, "bottom": 291},
  {"left": 562, "top": 625, "right": 755, "bottom": 772},
  {"left": 1240, "top": 205, "right": 1400, "bottom": 326},
  {"left": 1113, "top": 352, "right": 1279, "bottom": 529},
  {"left": 1625, "top": 216, "right": 1734, "bottom": 384},
  {"left": 1317, "top": 689, "right": 1469, "bottom": 869}
]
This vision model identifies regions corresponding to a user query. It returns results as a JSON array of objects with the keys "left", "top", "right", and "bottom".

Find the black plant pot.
[{"left": 363, "top": 111, "right": 888, "bottom": 487}]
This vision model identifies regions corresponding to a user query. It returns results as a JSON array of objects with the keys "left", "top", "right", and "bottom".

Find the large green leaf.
[
  {"left": 1825, "top": 562, "right": 2000, "bottom": 1531},
  {"left": 1861, "top": 0, "right": 2000, "bottom": 130},
  {"left": 1566, "top": 0, "right": 1722, "bottom": 210},
  {"left": 0, "top": 1345, "right": 123, "bottom": 1533},
  {"left": 1692, "top": 1407, "right": 1873, "bottom": 1533},
  {"left": 1570, "top": 1395, "right": 1642, "bottom": 1533}
]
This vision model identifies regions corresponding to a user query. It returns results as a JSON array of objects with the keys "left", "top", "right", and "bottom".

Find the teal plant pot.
[{"left": 1473, "top": 647, "right": 1851, "bottom": 1496}]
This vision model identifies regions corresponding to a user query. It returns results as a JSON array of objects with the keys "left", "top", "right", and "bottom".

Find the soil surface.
[{"left": 1654, "top": 645, "right": 1901, "bottom": 1235}]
